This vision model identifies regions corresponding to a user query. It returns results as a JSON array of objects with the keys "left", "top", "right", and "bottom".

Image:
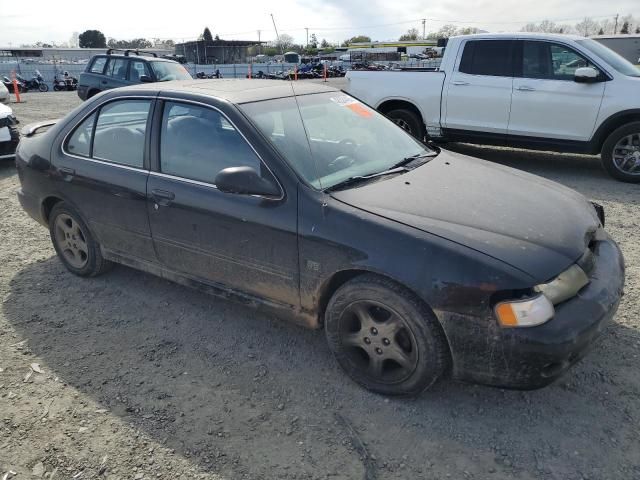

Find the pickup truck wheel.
[
  {"left": 385, "top": 109, "right": 425, "bottom": 141},
  {"left": 49, "top": 202, "right": 112, "bottom": 277},
  {"left": 601, "top": 122, "right": 640, "bottom": 183},
  {"left": 325, "top": 274, "right": 449, "bottom": 396}
]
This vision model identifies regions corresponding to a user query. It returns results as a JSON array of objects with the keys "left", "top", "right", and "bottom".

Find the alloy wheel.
[
  {"left": 54, "top": 213, "right": 89, "bottom": 269},
  {"left": 339, "top": 300, "right": 419, "bottom": 383},
  {"left": 393, "top": 118, "right": 413, "bottom": 134},
  {"left": 612, "top": 133, "right": 640, "bottom": 176}
]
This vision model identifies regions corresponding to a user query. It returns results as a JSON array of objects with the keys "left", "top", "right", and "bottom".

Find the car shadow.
[{"left": 3, "top": 256, "right": 638, "bottom": 479}]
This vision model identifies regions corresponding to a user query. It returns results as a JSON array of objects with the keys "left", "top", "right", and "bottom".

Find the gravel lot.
[{"left": 1, "top": 90, "right": 639, "bottom": 480}]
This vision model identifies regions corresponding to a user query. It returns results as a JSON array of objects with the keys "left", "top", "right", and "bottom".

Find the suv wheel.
[
  {"left": 601, "top": 122, "right": 640, "bottom": 183},
  {"left": 325, "top": 274, "right": 449, "bottom": 396},
  {"left": 385, "top": 109, "right": 426, "bottom": 141},
  {"left": 49, "top": 202, "right": 112, "bottom": 277}
]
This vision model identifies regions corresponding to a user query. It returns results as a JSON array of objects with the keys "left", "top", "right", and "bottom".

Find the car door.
[
  {"left": 146, "top": 99, "right": 299, "bottom": 308},
  {"left": 54, "top": 95, "right": 157, "bottom": 262},
  {"left": 443, "top": 39, "right": 515, "bottom": 135},
  {"left": 102, "top": 57, "right": 131, "bottom": 90},
  {"left": 508, "top": 40, "right": 606, "bottom": 141}
]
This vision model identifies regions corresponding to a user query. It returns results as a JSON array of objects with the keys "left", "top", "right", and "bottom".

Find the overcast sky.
[{"left": 0, "top": 0, "right": 638, "bottom": 46}]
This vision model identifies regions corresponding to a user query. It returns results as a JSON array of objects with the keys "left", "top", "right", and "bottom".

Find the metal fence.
[{"left": 0, "top": 59, "right": 442, "bottom": 90}]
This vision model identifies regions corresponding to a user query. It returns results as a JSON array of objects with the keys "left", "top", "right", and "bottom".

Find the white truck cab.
[{"left": 346, "top": 33, "right": 640, "bottom": 182}]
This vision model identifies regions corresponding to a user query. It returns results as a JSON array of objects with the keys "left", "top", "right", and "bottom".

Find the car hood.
[{"left": 330, "top": 150, "right": 600, "bottom": 282}]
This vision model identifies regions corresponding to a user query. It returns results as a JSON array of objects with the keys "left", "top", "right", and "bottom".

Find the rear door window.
[
  {"left": 105, "top": 58, "right": 129, "bottom": 80},
  {"left": 160, "top": 101, "right": 261, "bottom": 184},
  {"left": 89, "top": 57, "right": 107, "bottom": 74},
  {"left": 459, "top": 40, "right": 514, "bottom": 76},
  {"left": 65, "top": 99, "right": 151, "bottom": 168}
]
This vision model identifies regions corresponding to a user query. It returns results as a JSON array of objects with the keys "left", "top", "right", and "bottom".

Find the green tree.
[
  {"left": 309, "top": 33, "right": 318, "bottom": 48},
  {"left": 79, "top": 29, "right": 107, "bottom": 48},
  {"left": 620, "top": 22, "right": 630, "bottom": 34},
  {"left": 203, "top": 27, "right": 214, "bottom": 42},
  {"left": 399, "top": 28, "right": 419, "bottom": 41},
  {"left": 344, "top": 35, "right": 371, "bottom": 45},
  {"left": 320, "top": 38, "right": 330, "bottom": 48},
  {"left": 598, "top": 28, "right": 605, "bottom": 35},
  {"left": 636, "top": 26, "right": 640, "bottom": 34}
]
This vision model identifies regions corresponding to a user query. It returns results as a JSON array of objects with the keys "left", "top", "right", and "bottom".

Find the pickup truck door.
[
  {"left": 443, "top": 40, "right": 515, "bottom": 135},
  {"left": 508, "top": 40, "right": 605, "bottom": 141}
]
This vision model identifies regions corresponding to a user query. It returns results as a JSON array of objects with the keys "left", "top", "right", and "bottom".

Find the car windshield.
[
  {"left": 576, "top": 39, "right": 640, "bottom": 77},
  {"left": 240, "top": 92, "right": 434, "bottom": 189},
  {"left": 151, "top": 61, "right": 192, "bottom": 81}
]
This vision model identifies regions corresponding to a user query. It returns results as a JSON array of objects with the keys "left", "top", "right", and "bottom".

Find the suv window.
[
  {"left": 89, "top": 57, "right": 107, "bottom": 74},
  {"left": 521, "top": 41, "right": 597, "bottom": 80},
  {"left": 65, "top": 100, "right": 151, "bottom": 167},
  {"left": 459, "top": 40, "right": 514, "bottom": 76},
  {"left": 160, "top": 101, "right": 261, "bottom": 184},
  {"left": 105, "top": 58, "right": 129, "bottom": 80},
  {"left": 129, "top": 61, "right": 150, "bottom": 82}
]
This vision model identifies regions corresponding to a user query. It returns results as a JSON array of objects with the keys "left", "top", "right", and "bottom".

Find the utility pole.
[
  {"left": 257, "top": 30, "right": 261, "bottom": 54},
  {"left": 422, "top": 19, "right": 426, "bottom": 40},
  {"left": 271, "top": 13, "right": 284, "bottom": 54},
  {"left": 614, "top": 14, "right": 619, "bottom": 34},
  {"left": 305, "top": 27, "right": 309, "bottom": 48}
]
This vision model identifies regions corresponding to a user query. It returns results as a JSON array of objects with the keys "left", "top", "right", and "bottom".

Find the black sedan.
[{"left": 15, "top": 80, "right": 625, "bottom": 395}]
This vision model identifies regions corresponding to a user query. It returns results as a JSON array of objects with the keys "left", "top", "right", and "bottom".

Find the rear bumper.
[
  {"left": 441, "top": 235, "right": 625, "bottom": 389},
  {"left": 17, "top": 188, "right": 47, "bottom": 227}
]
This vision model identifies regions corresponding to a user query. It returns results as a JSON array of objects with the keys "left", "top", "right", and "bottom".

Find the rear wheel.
[
  {"left": 385, "top": 108, "right": 426, "bottom": 141},
  {"left": 49, "top": 202, "right": 112, "bottom": 277},
  {"left": 39, "top": 83, "right": 48, "bottom": 92},
  {"left": 325, "top": 274, "right": 449, "bottom": 396},
  {"left": 601, "top": 122, "right": 640, "bottom": 183}
]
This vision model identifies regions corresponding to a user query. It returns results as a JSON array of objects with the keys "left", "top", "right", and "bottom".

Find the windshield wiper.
[
  {"left": 326, "top": 167, "right": 409, "bottom": 192},
  {"left": 390, "top": 152, "right": 438, "bottom": 170}
]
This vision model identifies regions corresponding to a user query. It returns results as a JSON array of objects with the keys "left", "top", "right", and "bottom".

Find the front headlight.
[
  {"left": 495, "top": 294, "right": 555, "bottom": 328},
  {"left": 534, "top": 264, "right": 589, "bottom": 305}
]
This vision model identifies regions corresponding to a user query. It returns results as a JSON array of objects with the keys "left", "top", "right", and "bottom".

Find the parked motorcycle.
[
  {"left": 53, "top": 72, "right": 78, "bottom": 91},
  {"left": 2, "top": 76, "right": 28, "bottom": 93},
  {"left": 17, "top": 70, "right": 48, "bottom": 92}
]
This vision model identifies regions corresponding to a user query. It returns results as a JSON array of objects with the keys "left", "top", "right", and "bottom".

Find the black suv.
[{"left": 77, "top": 49, "right": 192, "bottom": 100}]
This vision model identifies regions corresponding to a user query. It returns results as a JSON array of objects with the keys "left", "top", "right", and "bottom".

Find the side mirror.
[
  {"left": 574, "top": 67, "right": 599, "bottom": 83},
  {"left": 215, "top": 166, "right": 280, "bottom": 198},
  {"left": 139, "top": 75, "right": 153, "bottom": 83}
]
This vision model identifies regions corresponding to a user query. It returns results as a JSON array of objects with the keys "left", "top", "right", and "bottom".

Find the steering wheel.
[{"left": 327, "top": 138, "right": 359, "bottom": 171}]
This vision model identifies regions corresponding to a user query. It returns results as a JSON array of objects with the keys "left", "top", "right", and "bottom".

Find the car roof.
[
  {"left": 451, "top": 32, "right": 586, "bottom": 42},
  {"left": 94, "top": 54, "right": 174, "bottom": 63},
  {"left": 116, "top": 79, "right": 340, "bottom": 104}
]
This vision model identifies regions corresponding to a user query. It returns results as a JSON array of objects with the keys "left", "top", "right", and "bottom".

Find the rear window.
[
  {"left": 459, "top": 40, "right": 514, "bottom": 76},
  {"left": 89, "top": 57, "right": 107, "bottom": 74}
]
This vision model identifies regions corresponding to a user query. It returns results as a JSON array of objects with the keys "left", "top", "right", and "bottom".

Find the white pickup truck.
[{"left": 346, "top": 33, "right": 640, "bottom": 182}]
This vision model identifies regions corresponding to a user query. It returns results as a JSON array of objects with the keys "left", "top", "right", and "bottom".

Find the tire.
[
  {"left": 39, "top": 83, "right": 48, "bottom": 92},
  {"left": 385, "top": 108, "right": 426, "bottom": 141},
  {"left": 49, "top": 202, "right": 112, "bottom": 277},
  {"left": 601, "top": 121, "right": 640, "bottom": 183},
  {"left": 87, "top": 89, "right": 99, "bottom": 99},
  {"left": 325, "top": 274, "right": 450, "bottom": 396}
]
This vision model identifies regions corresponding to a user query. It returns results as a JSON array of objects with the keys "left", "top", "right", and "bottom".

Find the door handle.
[
  {"left": 452, "top": 80, "right": 469, "bottom": 86},
  {"left": 516, "top": 85, "right": 536, "bottom": 91},
  {"left": 59, "top": 167, "right": 75, "bottom": 181},
  {"left": 151, "top": 189, "right": 175, "bottom": 207}
]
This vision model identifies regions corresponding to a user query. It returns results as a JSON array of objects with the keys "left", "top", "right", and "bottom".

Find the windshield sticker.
[{"left": 330, "top": 96, "right": 373, "bottom": 118}]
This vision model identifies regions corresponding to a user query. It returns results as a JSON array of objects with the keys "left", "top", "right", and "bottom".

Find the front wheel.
[
  {"left": 601, "top": 122, "right": 640, "bottom": 183},
  {"left": 49, "top": 202, "right": 112, "bottom": 277},
  {"left": 325, "top": 274, "right": 450, "bottom": 396}
]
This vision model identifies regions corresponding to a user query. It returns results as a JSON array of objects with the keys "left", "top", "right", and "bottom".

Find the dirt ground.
[{"left": 1, "top": 91, "right": 639, "bottom": 480}]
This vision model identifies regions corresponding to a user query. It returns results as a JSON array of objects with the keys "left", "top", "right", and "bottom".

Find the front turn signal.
[{"left": 495, "top": 294, "right": 555, "bottom": 328}]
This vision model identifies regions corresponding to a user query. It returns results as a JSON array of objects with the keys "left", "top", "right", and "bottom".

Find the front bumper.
[
  {"left": 440, "top": 235, "right": 625, "bottom": 389},
  {"left": 0, "top": 125, "right": 19, "bottom": 159}
]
